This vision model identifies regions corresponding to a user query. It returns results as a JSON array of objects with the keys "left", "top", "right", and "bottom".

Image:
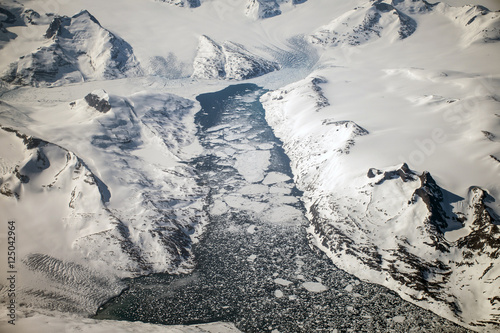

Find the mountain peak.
[
  {"left": 3, "top": 10, "right": 142, "bottom": 87},
  {"left": 192, "top": 35, "right": 279, "bottom": 80}
]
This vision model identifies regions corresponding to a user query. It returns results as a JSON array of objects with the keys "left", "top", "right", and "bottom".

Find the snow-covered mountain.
[
  {"left": 158, "top": 0, "right": 201, "bottom": 8},
  {"left": 0, "top": 86, "right": 209, "bottom": 316},
  {"left": 309, "top": 1, "right": 418, "bottom": 46},
  {"left": 192, "top": 35, "right": 280, "bottom": 80},
  {"left": 264, "top": 74, "right": 500, "bottom": 324},
  {"left": 245, "top": 0, "right": 309, "bottom": 19},
  {"left": 0, "top": 0, "right": 499, "bottom": 331},
  {"left": 1, "top": 10, "right": 142, "bottom": 87},
  {"left": 261, "top": 0, "right": 500, "bottom": 327},
  {"left": 309, "top": 0, "right": 499, "bottom": 47}
]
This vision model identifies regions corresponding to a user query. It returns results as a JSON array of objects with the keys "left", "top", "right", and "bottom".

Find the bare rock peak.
[{"left": 85, "top": 89, "right": 112, "bottom": 113}]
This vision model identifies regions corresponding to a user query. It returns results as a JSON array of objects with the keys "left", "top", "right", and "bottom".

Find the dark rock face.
[
  {"left": 44, "top": 16, "right": 67, "bottom": 38},
  {"left": 22, "top": 9, "right": 41, "bottom": 25},
  {"left": 0, "top": 7, "right": 17, "bottom": 24},
  {"left": 84, "top": 91, "right": 112, "bottom": 113},
  {"left": 457, "top": 187, "right": 500, "bottom": 259},
  {"left": 245, "top": 0, "right": 308, "bottom": 19},
  {"left": 192, "top": 35, "right": 280, "bottom": 80},
  {"left": 0, "top": 6, "right": 23, "bottom": 43},
  {"left": 395, "top": 9, "right": 417, "bottom": 39},
  {"left": 413, "top": 171, "right": 449, "bottom": 233},
  {"left": 246, "top": 0, "right": 282, "bottom": 19},
  {"left": 187, "top": 0, "right": 201, "bottom": 8},
  {"left": 2, "top": 10, "right": 142, "bottom": 87},
  {"left": 2, "top": 44, "right": 76, "bottom": 86},
  {"left": 375, "top": 163, "right": 417, "bottom": 185},
  {"left": 159, "top": 0, "right": 201, "bottom": 8},
  {"left": 14, "top": 165, "right": 30, "bottom": 183},
  {"left": 310, "top": 77, "right": 330, "bottom": 109},
  {"left": 258, "top": 0, "right": 282, "bottom": 19}
]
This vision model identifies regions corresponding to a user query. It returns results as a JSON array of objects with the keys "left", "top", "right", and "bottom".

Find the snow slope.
[
  {"left": 1, "top": 9, "right": 142, "bottom": 87},
  {"left": 262, "top": 1, "right": 500, "bottom": 329},
  {"left": 192, "top": 35, "right": 280, "bottom": 80},
  {"left": 0, "top": 84, "right": 210, "bottom": 317}
]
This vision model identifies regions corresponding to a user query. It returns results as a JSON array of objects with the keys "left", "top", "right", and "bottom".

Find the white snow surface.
[
  {"left": 0, "top": 309, "right": 239, "bottom": 333},
  {"left": 0, "top": 0, "right": 499, "bottom": 331}
]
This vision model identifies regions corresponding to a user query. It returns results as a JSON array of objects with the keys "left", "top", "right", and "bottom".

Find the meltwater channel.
[{"left": 95, "top": 84, "right": 468, "bottom": 332}]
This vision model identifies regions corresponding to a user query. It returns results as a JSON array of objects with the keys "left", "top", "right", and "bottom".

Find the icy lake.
[{"left": 94, "top": 84, "right": 468, "bottom": 332}]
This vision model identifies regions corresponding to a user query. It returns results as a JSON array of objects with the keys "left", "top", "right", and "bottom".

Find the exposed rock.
[
  {"left": 0, "top": 7, "right": 17, "bottom": 25},
  {"left": 367, "top": 168, "right": 382, "bottom": 178},
  {"left": 84, "top": 89, "right": 111, "bottom": 113},
  {"left": 44, "top": 16, "right": 66, "bottom": 38},
  {"left": 309, "top": 77, "right": 330, "bottom": 109},
  {"left": 22, "top": 9, "right": 41, "bottom": 25},
  {"left": 2, "top": 44, "right": 76, "bottom": 86},
  {"left": 223, "top": 41, "right": 280, "bottom": 80},
  {"left": 245, "top": 0, "right": 308, "bottom": 19},
  {"left": 2, "top": 10, "right": 142, "bottom": 87},
  {"left": 192, "top": 35, "right": 279, "bottom": 80},
  {"left": 310, "top": 1, "right": 417, "bottom": 47},
  {"left": 246, "top": 0, "right": 282, "bottom": 20},
  {"left": 0, "top": 6, "right": 22, "bottom": 44},
  {"left": 192, "top": 35, "right": 226, "bottom": 80},
  {"left": 482, "top": 130, "right": 496, "bottom": 141},
  {"left": 457, "top": 187, "right": 500, "bottom": 259},
  {"left": 412, "top": 171, "right": 448, "bottom": 232},
  {"left": 158, "top": 0, "right": 201, "bottom": 8}
]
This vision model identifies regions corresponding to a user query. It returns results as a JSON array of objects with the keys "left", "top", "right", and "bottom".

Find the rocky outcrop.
[
  {"left": 158, "top": 0, "right": 201, "bottom": 8},
  {"left": 245, "top": 0, "right": 309, "bottom": 19},
  {"left": 309, "top": 0, "right": 417, "bottom": 47},
  {"left": 457, "top": 187, "right": 500, "bottom": 259},
  {"left": 245, "top": 0, "right": 282, "bottom": 19},
  {"left": 192, "top": 35, "right": 279, "bottom": 80},
  {"left": 84, "top": 90, "right": 111, "bottom": 113}
]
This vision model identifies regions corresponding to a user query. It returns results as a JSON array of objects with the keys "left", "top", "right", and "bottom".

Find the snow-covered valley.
[{"left": 0, "top": 0, "right": 499, "bottom": 332}]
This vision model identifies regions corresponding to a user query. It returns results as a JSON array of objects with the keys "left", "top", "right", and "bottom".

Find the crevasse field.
[{"left": 0, "top": 0, "right": 499, "bottom": 332}]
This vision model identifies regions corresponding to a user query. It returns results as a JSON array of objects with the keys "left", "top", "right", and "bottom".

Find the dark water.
[{"left": 95, "top": 84, "right": 468, "bottom": 332}]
